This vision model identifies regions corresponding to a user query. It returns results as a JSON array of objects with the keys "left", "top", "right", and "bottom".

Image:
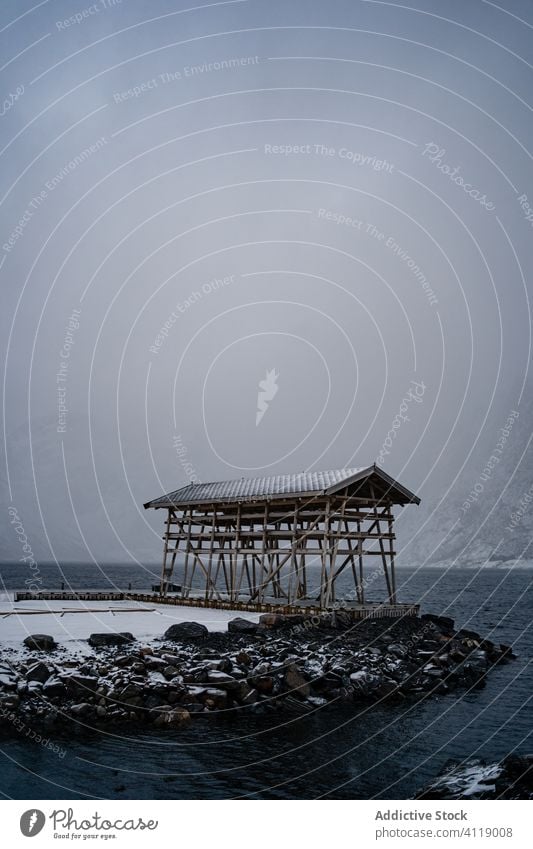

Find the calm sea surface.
[{"left": 0, "top": 563, "right": 531, "bottom": 799}]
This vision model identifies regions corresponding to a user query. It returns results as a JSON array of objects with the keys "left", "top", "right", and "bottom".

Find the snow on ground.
[
  {"left": 460, "top": 764, "right": 503, "bottom": 797},
  {"left": 417, "top": 558, "right": 533, "bottom": 570},
  {"left": 433, "top": 762, "right": 503, "bottom": 797},
  {"left": 0, "top": 596, "right": 261, "bottom": 654}
]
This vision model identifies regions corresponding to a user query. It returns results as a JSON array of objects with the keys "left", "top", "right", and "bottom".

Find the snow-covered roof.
[{"left": 144, "top": 465, "right": 420, "bottom": 509}]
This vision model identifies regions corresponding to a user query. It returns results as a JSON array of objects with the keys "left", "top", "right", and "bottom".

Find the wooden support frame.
[{"left": 158, "top": 489, "right": 399, "bottom": 608}]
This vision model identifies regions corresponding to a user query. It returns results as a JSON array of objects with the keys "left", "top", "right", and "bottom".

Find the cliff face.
[{"left": 396, "top": 398, "right": 533, "bottom": 567}]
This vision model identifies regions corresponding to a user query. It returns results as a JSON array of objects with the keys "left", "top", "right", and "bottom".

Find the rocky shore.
[
  {"left": 0, "top": 612, "right": 515, "bottom": 732},
  {"left": 415, "top": 754, "right": 533, "bottom": 799}
]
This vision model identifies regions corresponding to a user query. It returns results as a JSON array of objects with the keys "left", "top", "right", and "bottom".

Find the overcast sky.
[{"left": 1, "top": 0, "right": 532, "bottom": 567}]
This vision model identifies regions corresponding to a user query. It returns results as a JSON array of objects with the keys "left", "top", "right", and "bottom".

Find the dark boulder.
[
  {"left": 59, "top": 673, "right": 99, "bottom": 695},
  {"left": 144, "top": 694, "right": 169, "bottom": 710},
  {"left": 114, "top": 654, "right": 136, "bottom": 667},
  {"left": 207, "top": 670, "right": 240, "bottom": 690},
  {"left": 0, "top": 667, "right": 17, "bottom": 689},
  {"left": 465, "top": 649, "right": 488, "bottom": 670},
  {"left": 145, "top": 656, "right": 168, "bottom": 670},
  {"left": 259, "top": 613, "right": 305, "bottom": 628},
  {"left": 70, "top": 703, "right": 93, "bottom": 717},
  {"left": 227, "top": 617, "right": 259, "bottom": 634},
  {"left": 284, "top": 663, "right": 311, "bottom": 698},
  {"left": 163, "top": 622, "right": 208, "bottom": 640},
  {"left": 374, "top": 679, "right": 400, "bottom": 700},
  {"left": 254, "top": 676, "right": 274, "bottom": 694},
  {"left": 387, "top": 643, "right": 408, "bottom": 658},
  {"left": 148, "top": 704, "right": 173, "bottom": 719},
  {"left": 202, "top": 688, "right": 228, "bottom": 709},
  {"left": 152, "top": 707, "right": 191, "bottom": 727},
  {"left": 0, "top": 692, "right": 19, "bottom": 710},
  {"left": 329, "top": 610, "right": 354, "bottom": 629},
  {"left": 284, "top": 695, "right": 314, "bottom": 714},
  {"left": 162, "top": 665, "right": 180, "bottom": 679},
  {"left": 25, "top": 662, "right": 51, "bottom": 683},
  {"left": 43, "top": 678, "right": 67, "bottom": 700},
  {"left": 421, "top": 614, "right": 455, "bottom": 633},
  {"left": 499, "top": 644, "right": 517, "bottom": 660},
  {"left": 457, "top": 627, "right": 482, "bottom": 642},
  {"left": 23, "top": 634, "right": 57, "bottom": 652},
  {"left": 240, "top": 687, "right": 260, "bottom": 706},
  {"left": 496, "top": 755, "right": 533, "bottom": 798},
  {"left": 119, "top": 682, "right": 143, "bottom": 700},
  {"left": 88, "top": 632, "right": 135, "bottom": 648}
]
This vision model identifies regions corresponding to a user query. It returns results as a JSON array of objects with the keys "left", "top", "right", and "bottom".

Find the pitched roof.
[{"left": 144, "top": 465, "right": 420, "bottom": 508}]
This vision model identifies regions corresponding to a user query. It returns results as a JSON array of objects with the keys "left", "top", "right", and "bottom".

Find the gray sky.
[{"left": 1, "top": 0, "right": 532, "bottom": 566}]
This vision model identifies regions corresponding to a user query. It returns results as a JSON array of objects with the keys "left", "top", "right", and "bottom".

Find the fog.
[{"left": 1, "top": 0, "right": 532, "bottom": 568}]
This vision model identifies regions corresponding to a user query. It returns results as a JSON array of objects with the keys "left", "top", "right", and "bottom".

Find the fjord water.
[{"left": 0, "top": 564, "right": 531, "bottom": 799}]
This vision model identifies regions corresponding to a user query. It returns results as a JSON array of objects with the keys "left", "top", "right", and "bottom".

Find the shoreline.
[{"left": 0, "top": 612, "right": 515, "bottom": 733}]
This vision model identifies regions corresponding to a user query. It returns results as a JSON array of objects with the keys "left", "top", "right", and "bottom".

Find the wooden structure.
[
  {"left": 144, "top": 465, "right": 420, "bottom": 610},
  {"left": 13, "top": 591, "right": 418, "bottom": 618}
]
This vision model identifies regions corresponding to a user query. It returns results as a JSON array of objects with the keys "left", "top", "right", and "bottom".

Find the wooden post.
[
  {"left": 369, "top": 484, "right": 393, "bottom": 603},
  {"left": 160, "top": 508, "right": 171, "bottom": 595},
  {"left": 319, "top": 499, "right": 331, "bottom": 607},
  {"left": 182, "top": 506, "right": 193, "bottom": 597},
  {"left": 230, "top": 503, "right": 241, "bottom": 602},
  {"left": 388, "top": 508, "right": 397, "bottom": 604},
  {"left": 357, "top": 527, "right": 365, "bottom": 605},
  {"left": 258, "top": 502, "right": 268, "bottom": 603},
  {"left": 289, "top": 503, "right": 299, "bottom": 605},
  {"left": 206, "top": 506, "right": 216, "bottom": 599}
]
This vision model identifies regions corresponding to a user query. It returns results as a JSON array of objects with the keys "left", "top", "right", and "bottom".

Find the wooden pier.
[{"left": 13, "top": 589, "right": 419, "bottom": 619}]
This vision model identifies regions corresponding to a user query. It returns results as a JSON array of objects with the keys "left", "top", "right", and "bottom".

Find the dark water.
[{"left": 0, "top": 563, "right": 531, "bottom": 799}]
